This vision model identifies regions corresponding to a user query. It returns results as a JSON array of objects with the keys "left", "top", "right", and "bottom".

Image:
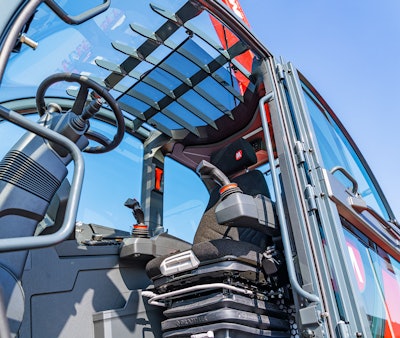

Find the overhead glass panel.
[
  {"left": 151, "top": 112, "right": 182, "bottom": 130},
  {"left": 197, "top": 77, "right": 237, "bottom": 111},
  {"left": 181, "top": 90, "right": 225, "bottom": 121},
  {"left": 132, "top": 82, "right": 166, "bottom": 104},
  {"left": 147, "top": 68, "right": 182, "bottom": 91},
  {"left": 164, "top": 53, "right": 200, "bottom": 79},
  {"left": 190, "top": 34, "right": 221, "bottom": 60},
  {"left": 165, "top": 101, "right": 206, "bottom": 127},
  {"left": 119, "top": 95, "right": 149, "bottom": 118}
]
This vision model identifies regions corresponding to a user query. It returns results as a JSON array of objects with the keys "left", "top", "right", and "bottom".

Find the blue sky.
[{"left": 240, "top": 0, "right": 400, "bottom": 221}]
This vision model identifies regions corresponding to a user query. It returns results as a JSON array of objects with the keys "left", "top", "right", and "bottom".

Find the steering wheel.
[{"left": 36, "top": 72, "right": 125, "bottom": 153}]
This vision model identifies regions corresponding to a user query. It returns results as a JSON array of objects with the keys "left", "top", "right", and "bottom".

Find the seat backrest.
[{"left": 193, "top": 139, "right": 271, "bottom": 249}]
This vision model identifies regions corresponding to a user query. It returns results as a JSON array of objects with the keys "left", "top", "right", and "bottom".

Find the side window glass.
[
  {"left": 71, "top": 119, "right": 143, "bottom": 232},
  {"left": 302, "top": 86, "right": 389, "bottom": 220},
  {"left": 344, "top": 229, "right": 400, "bottom": 336},
  {"left": 163, "top": 157, "right": 209, "bottom": 243}
]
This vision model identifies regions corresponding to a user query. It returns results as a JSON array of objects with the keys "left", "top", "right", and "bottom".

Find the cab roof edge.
[{"left": 195, "top": 0, "right": 272, "bottom": 59}]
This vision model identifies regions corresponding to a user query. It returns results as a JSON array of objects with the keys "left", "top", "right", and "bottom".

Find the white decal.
[
  {"left": 348, "top": 245, "right": 365, "bottom": 290},
  {"left": 226, "top": 0, "right": 245, "bottom": 20}
]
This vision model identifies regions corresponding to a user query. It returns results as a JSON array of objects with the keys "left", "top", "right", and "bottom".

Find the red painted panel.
[{"left": 210, "top": 0, "right": 254, "bottom": 95}]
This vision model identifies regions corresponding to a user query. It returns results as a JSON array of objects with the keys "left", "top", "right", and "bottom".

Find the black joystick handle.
[
  {"left": 124, "top": 198, "right": 145, "bottom": 225},
  {"left": 196, "top": 160, "right": 230, "bottom": 187}
]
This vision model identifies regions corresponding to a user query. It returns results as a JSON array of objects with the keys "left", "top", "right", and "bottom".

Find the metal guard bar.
[
  {"left": 0, "top": 106, "right": 84, "bottom": 252},
  {"left": 259, "top": 93, "right": 320, "bottom": 303}
]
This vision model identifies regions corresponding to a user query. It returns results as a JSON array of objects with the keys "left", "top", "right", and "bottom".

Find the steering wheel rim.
[{"left": 36, "top": 72, "right": 125, "bottom": 153}]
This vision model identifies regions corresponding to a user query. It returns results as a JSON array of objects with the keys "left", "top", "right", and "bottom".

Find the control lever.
[
  {"left": 124, "top": 198, "right": 145, "bottom": 224},
  {"left": 196, "top": 160, "right": 230, "bottom": 187},
  {"left": 48, "top": 97, "right": 102, "bottom": 157},
  {"left": 124, "top": 198, "right": 148, "bottom": 238},
  {"left": 196, "top": 160, "right": 277, "bottom": 235}
]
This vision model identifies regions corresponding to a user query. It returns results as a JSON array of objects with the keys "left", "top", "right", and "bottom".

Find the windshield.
[
  {"left": 0, "top": 0, "right": 260, "bottom": 142},
  {"left": 0, "top": 0, "right": 264, "bottom": 236}
]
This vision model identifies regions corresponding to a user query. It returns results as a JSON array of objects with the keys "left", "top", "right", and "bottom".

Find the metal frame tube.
[
  {"left": 259, "top": 93, "right": 320, "bottom": 303},
  {"left": 144, "top": 282, "right": 254, "bottom": 307}
]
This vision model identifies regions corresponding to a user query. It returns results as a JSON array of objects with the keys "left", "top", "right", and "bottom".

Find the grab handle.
[{"left": 330, "top": 166, "right": 358, "bottom": 195}]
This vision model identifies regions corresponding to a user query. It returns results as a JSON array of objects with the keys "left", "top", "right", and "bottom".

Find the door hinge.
[
  {"left": 276, "top": 63, "right": 285, "bottom": 81},
  {"left": 305, "top": 185, "right": 317, "bottom": 212},
  {"left": 336, "top": 320, "right": 351, "bottom": 338},
  {"left": 294, "top": 141, "right": 306, "bottom": 165}
]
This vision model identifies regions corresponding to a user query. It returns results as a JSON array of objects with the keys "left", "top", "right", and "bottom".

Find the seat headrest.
[{"left": 210, "top": 138, "right": 257, "bottom": 176}]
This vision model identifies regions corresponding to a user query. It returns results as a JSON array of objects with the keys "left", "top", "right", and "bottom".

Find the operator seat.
[
  {"left": 193, "top": 137, "right": 274, "bottom": 249},
  {"left": 145, "top": 139, "right": 289, "bottom": 338}
]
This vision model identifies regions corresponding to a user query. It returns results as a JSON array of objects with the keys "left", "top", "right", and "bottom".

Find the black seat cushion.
[
  {"left": 192, "top": 238, "right": 263, "bottom": 263},
  {"left": 146, "top": 238, "right": 263, "bottom": 280},
  {"left": 193, "top": 202, "right": 271, "bottom": 249}
]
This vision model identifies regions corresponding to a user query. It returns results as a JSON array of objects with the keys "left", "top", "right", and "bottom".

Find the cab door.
[{"left": 273, "top": 60, "right": 400, "bottom": 337}]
